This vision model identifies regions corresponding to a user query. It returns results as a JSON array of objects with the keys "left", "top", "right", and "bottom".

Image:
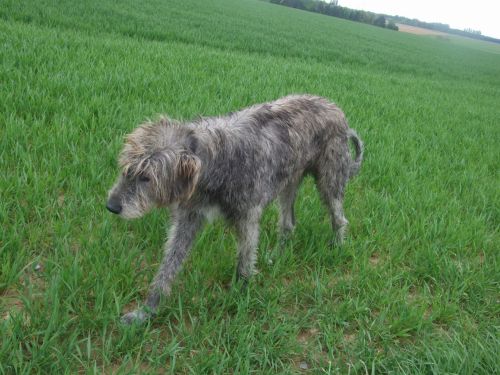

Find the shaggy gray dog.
[{"left": 107, "top": 94, "right": 363, "bottom": 324}]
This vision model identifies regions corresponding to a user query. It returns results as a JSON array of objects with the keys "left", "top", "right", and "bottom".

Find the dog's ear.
[
  {"left": 137, "top": 150, "right": 175, "bottom": 205},
  {"left": 173, "top": 152, "right": 201, "bottom": 202},
  {"left": 185, "top": 132, "right": 198, "bottom": 154}
]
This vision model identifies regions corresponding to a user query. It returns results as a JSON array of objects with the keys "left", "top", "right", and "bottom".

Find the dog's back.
[{"left": 193, "top": 95, "right": 360, "bottom": 214}]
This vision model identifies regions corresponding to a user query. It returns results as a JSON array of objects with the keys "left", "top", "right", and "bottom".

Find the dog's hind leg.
[
  {"left": 278, "top": 175, "right": 301, "bottom": 242},
  {"left": 121, "top": 209, "right": 204, "bottom": 324},
  {"left": 316, "top": 145, "right": 351, "bottom": 245},
  {"left": 235, "top": 207, "right": 263, "bottom": 281},
  {"left": 317, "top": 179, "right": 349, "bottom": 245},
  {"left": 329, "top": 196, "right": 348, "bottom": 244}
]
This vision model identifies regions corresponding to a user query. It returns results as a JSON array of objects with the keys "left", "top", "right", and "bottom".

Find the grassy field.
[{"left": 1, "top": 0, "right": 499, "bottom": 373}]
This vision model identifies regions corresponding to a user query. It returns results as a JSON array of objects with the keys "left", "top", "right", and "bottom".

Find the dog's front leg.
[{"left": 121, "top": 209, "right": 203, "bottom": 324}]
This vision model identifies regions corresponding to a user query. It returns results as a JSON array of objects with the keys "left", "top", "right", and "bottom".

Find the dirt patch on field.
[
  {"left": 396, "top": 24, "right": 450, "bottom": 37},
  {"left": 1, "top": 288, "right": 23, "bottom": 321},
  {"left": 297, "top": 327, "right": 319, "bottom": 345}
]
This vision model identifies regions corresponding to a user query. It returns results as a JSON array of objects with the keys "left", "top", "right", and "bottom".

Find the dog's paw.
[
  {"left": 329, "top": 235, "right": 346, "bottom": 248},
  {"left": 279, "top": 230, "right": 294, "bottom": 246},
  {"left": 120, "top": 309, "right": 151, "bottom": 325}
]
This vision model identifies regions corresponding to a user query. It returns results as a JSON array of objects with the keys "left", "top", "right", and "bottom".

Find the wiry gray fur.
[{"left": 106, "top": 94, "right": 363, "bottom": 324}]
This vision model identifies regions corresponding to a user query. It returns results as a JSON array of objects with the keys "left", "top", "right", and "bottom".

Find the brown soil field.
[{"left": 396, "top": 23, "right": 450, "bottom": 36}]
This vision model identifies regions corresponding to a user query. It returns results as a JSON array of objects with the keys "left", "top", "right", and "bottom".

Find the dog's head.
[{"left": 106, "top": 118, "right": 201, "bottom": 219}]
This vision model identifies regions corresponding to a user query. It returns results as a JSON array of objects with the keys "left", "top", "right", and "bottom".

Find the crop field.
[{"left": 1, "top": 0, "right": 499, "bottom": 373}]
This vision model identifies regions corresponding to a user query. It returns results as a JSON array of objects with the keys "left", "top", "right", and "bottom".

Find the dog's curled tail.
[{"left": 348, "top": 129, "right": 364, "bottom": 178}]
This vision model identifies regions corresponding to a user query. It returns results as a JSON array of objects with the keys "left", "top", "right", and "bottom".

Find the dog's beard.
[{"left": 120, "top": 197, "right": 151, "bottom": 219}]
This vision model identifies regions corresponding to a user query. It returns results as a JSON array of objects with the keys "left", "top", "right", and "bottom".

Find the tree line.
[
  {"left": 269, "top": 0, "right": 500, "bottom": 44},
  {"left": 390, "top": 15, "right": 500, "bottom": 44},
  {"left": 269, "top": 0, "right": 398, "bottom": 30}
]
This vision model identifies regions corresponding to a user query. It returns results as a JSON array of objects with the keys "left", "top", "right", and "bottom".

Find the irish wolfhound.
[{"left": 107, "top": 94, "right": 363, "bottom": 324}]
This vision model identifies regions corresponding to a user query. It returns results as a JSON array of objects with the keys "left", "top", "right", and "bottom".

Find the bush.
[
  {"left": 373, "top": 15, "right": 386, "bottom": 28},
  {"left": 387, "top": 20, "right": 398, "bottom": 31}
]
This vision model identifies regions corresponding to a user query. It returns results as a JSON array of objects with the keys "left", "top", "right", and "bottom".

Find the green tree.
[
  {"left": 373, "top": 15, "right": 386, "bottom": 28},
  {"left": 387, "top": 20, "right": 398, "bottom": 31}
]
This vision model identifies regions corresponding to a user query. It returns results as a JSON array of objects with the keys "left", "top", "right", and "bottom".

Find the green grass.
[{"left": 1, "top": 0, "right": 499, "bottom": 373}]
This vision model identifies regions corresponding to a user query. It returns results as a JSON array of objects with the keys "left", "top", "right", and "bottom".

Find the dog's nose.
[{"left": 106, "top": 200, "right": 122, "bottom": 214}]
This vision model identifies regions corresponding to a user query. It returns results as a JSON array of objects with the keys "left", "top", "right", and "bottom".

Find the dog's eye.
[
  {"left": 138, "top": 175, "right": 150, "bottom": 182},
  {"left": 123, "top": 170, "right": 133, "bottom": 179}
]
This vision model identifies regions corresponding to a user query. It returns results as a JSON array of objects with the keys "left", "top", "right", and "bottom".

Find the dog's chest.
[{"left": 201, "top": 205, "right": 223, "bottom": 222}]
